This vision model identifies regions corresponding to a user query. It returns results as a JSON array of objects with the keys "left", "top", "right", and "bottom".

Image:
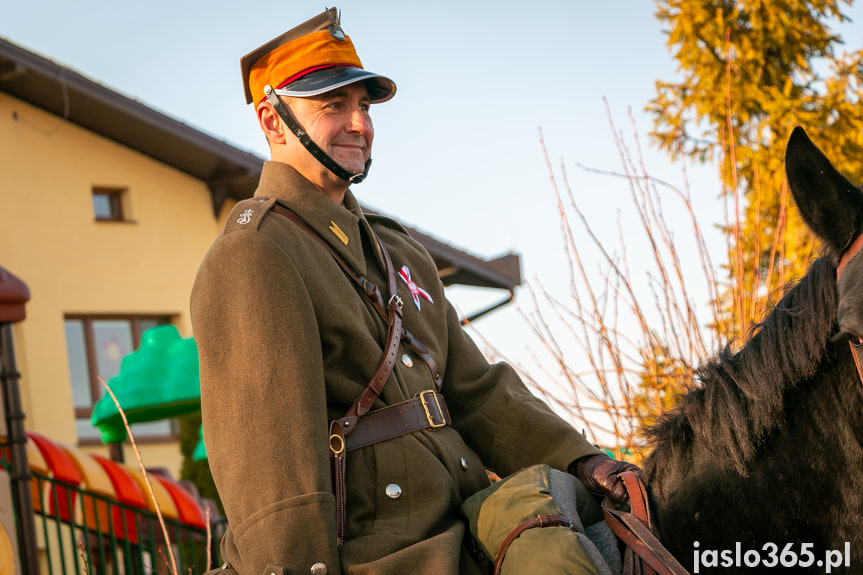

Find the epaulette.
[
  {"left": 224, "top": 197, "right": 277, "bottom": 233},
  {"left": 366, "top": 213, "right": 411, "bottom": 238}
]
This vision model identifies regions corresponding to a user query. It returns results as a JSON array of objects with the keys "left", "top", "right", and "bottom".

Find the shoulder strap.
[{"left": 225, "top": 197, "right": 277, "bottom": 233}]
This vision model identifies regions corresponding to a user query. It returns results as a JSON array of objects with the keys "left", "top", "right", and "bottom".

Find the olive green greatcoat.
[{"left": 190, "top": 161, "right": 601, "bottom": 575}]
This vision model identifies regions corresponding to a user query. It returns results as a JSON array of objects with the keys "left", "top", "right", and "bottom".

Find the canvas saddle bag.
[
  {"left": 462, "top": 464, "right": 620, "bottom": 575},
  {"left": 463, "top": 465, "right": 691, "bottom": 575}
]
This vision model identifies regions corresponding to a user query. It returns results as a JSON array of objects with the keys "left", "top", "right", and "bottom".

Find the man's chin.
[{"left": 336, "top": 159, "right": 369, "bottom": 176}]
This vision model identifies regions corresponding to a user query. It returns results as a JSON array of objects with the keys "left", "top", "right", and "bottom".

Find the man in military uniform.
[{"left": 191, "top": 8, "right": 639, "bottom": 575}]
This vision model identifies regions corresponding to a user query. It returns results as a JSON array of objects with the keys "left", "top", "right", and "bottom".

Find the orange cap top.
[{"left": 240, "top": 8, "right": 394, "bottom": 105}]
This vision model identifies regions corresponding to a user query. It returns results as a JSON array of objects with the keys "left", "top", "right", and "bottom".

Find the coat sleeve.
[
  {"left": 191, "top": 228, "right": 340, "bottom": 575},
  {"left": 439, "top": 299, "right": 601, "bottom": 477}
]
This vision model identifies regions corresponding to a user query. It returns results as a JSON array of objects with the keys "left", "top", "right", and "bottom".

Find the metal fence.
[{"left": 1, "top": 444, "right": 225, "bottom": 574}]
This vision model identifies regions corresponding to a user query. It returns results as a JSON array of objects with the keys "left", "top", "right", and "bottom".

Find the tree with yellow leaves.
[{"left": 649, "top": 0, "right": 863, "bottom": 339}]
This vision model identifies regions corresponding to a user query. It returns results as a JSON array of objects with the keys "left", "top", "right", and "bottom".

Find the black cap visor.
[{"left": 274, "top": 66, "right": 396, "bottom": 103}]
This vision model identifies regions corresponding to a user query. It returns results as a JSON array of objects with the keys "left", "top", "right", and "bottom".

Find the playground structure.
[
  {"left": 0, "top": 265, "right": 223, "bottom": 573},
  {"left": 0, "top": 431, "right": 224, "bottom": 574}
]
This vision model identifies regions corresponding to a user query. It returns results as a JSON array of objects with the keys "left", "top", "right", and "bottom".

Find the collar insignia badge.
[
  {"left": 329, "top": 221, "right": 349, "bottom": 246},
  {"left": 398, "top": 266, "right": 434, "bottom": 310}
]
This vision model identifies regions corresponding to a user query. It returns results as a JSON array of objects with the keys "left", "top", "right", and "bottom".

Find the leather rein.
[
  {"left": 836, "top": 233, "right": 863, "bottom": 385},
  {"left": 602, "top": 471, "right": 689, "bottom": 575}
]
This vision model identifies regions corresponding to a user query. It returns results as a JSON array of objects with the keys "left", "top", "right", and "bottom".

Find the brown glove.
[{"left": 574, "top": 453, "right": 642, "bottom": 505}]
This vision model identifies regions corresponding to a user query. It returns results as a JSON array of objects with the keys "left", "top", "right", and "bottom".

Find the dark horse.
[{"left": 640, "top": 126, "right": 863, "bottom": 574}]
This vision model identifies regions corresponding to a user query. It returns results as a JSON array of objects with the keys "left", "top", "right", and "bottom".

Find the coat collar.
[{"left": 253, "top": 161, "right": 376, "bottom": 275}]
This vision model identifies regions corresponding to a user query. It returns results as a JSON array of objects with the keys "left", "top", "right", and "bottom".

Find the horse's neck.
[{"left": 643, "top": 256, "right": 842, "bottom": 495}]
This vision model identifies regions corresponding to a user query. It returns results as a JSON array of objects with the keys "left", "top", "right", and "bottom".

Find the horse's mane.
[{"left": 642, "top": 255, "right": 838, "bottom": 477}]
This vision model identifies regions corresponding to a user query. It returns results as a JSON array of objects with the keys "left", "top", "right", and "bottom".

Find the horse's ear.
[{"left": 785, "top": 126, "right": 863, "bottom": 255}]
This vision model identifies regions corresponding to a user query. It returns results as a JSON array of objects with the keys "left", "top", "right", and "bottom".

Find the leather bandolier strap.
[
  {"left": 271, "top": 203, "right": 443, "bottom": 388},
  {"left": 271, "top": 202, "right": 449, "bottom": 545}
]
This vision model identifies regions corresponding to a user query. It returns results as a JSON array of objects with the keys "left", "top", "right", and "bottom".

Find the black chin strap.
[{"left": 265, "top": 85, "right": 371, "bottom": 184}]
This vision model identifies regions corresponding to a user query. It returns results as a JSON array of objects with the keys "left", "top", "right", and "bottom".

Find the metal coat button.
[
  {"left": 460, "top": 457, "right": 469, "bottom": 471},
  {"left": 385, "top": 483, "right": 402, "bottom": 499},
  {"left": 310, "top": 563, "right": 328, "bottom": 575},
  {"left": 401, "top": 353, "right": 413, "bottom": 368}
]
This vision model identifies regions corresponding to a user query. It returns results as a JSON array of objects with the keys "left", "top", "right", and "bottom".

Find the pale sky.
[{"left": 4, "top": 1, "right": 861, "bottom": 435}]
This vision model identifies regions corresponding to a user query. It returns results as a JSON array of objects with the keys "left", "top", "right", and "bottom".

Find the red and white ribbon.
[{"left": 398, "top": 266, "right": 433, "bottom": 310}]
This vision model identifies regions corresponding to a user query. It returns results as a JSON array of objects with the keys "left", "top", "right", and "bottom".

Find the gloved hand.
[{"left": 573, "top": 453, "right": 642, "bottom": 505}]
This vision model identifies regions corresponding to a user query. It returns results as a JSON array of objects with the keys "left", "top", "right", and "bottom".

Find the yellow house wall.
[{"left": 0, "top": 92, "right": 236, "bottom": 477}]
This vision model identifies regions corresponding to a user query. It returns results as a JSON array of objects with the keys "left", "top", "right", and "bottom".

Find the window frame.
[
  {"left": 64, "top": 314, "right": 177, "bottom": 445},
  {"left": 92, "top": 187, "right": 126, "bottom": 222}
]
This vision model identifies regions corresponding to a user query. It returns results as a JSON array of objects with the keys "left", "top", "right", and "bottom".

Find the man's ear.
[{"left": 257, "top": 102, "right": 287, "bottom": 145}]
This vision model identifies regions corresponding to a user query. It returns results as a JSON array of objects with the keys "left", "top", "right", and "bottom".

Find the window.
[
  {"left": 64, "top": 315, "right": 176, "bottom": 444},
  {"left": 92, "top": 187, "right": 125, "bottom": 221}
]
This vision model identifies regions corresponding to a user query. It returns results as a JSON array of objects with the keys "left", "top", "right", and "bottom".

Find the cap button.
[{"left": 310, "top": 563, "right": 328, "bottom": 575}]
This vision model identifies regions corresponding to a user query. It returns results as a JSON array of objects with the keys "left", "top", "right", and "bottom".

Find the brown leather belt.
[{"left": 342, "top": 391, "right": 451, "bottom": 452}]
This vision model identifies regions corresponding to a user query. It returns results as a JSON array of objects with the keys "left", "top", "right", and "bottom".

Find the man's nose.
[{"left": 347, "top": 107, "right": 372, "bottom": 133}]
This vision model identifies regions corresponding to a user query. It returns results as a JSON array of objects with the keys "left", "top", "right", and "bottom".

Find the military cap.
[{"left": 240, "top": 7, "right": 396, "bottom": 105}]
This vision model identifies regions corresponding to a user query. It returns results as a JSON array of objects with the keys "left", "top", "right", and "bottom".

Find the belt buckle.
[{"left": 418, "top": 390, "right": 446, "bottom": 429}]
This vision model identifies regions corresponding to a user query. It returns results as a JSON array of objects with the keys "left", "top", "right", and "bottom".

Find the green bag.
[{"left": 462, "top": 464, "right": 616, "bottom": 575}]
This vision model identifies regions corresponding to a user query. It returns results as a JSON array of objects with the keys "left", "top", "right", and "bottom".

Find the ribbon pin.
[{"left": 398, "top": 266, "right": 433, "bottom": 311}]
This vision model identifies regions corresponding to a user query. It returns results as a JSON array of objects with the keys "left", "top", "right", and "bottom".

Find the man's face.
[{"left": 285, "top": 83, "right": 374, "bottom": 178}]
